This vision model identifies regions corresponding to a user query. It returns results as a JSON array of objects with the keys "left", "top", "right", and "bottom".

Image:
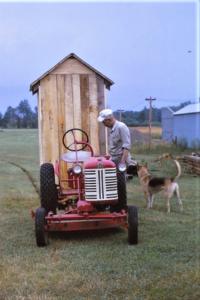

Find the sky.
[{"left": 0, "top": 0, "right": 198, "bottom": 113}]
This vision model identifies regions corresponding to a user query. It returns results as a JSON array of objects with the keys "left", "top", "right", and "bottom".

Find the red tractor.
[{"left": 35, "top": 128, "right": 138, "bottom": 246}]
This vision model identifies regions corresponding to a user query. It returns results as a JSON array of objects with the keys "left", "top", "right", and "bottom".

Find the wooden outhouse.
[{"left": 30, "top": 53, "right": 114, "bottom": 169}]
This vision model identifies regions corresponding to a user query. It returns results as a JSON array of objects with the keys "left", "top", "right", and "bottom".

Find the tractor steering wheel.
[{"left": 62, "top": 128, "right": 89, "bottom": 151}]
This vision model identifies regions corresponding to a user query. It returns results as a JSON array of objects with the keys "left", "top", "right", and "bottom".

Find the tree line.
[
  {"left": 113, "top": 101, "right": 191, "bottom": 126},
  {"left": 0, "top": 99, "right": 191, "bottom": 128},
  {"left": 0, "top": 100, "right": 38, "bottom": 128}
]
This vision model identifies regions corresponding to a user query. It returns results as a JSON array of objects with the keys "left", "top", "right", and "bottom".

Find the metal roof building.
[
  {"left": 173, "top": 103, "right": 200, "bottom": 148},
  {"left": 161, "top": 107, "right": 174, "bottom": 142},
  {"left": 161, "top": 103, "right": 200, "bottom": 148}
]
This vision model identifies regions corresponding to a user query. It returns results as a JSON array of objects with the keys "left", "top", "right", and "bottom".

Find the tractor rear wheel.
[
  {"left": 40, "top": 163, "right": 58, "bottom": 213},
  {"left": 128, "top": 205, "right": 138, "bottom": 245},
  {"left": 35, "top": 207, "right": 48, "bottom": 247}
]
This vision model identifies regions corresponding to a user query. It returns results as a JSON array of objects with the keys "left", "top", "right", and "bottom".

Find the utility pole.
[
  {"left": 117, "top": 109, "right": 124, "bottom": 122},
  {"left": 145, "top": 97, "right": 156, "bottom": 149}
]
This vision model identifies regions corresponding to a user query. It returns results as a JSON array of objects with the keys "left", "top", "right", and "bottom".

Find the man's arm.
[
  {"left": 120, "top": 148, "right": 129, "bottom": 164},
  {"left": 119, "top": 124, "right": 131, "bottom": 164}
]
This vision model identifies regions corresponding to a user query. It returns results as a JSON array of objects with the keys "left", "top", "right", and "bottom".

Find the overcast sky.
[{"left": 0, "top": 0, "right": 198, "bottom": 113}]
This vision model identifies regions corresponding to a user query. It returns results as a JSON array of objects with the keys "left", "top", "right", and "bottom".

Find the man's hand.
[{"left": 120, "top": 148, "right": 129, "bottom": 164}]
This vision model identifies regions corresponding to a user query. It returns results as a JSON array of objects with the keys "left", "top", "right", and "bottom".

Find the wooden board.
[
  {"left": 72, "top": 74, "right": 82, "bottom": 143},
  {"left": 48, "top": 75, "right": 60, "bottom": 166},
  {"left": 97, "top": 76, "right": 106, "bottom": 154},
  {"left": 52, "top": 58, "right": 94, "bottom": 75},
  {"left": 40, "top": 76, "right": 53, "bottom": 163},
  {"left": 88, "top": 74, "right": 100, "bottom": 155},
  {"left": 64, "top": 74, "right": 74, "bottom": 146},
  {"left": 80, "top": 74, "right": 90, "bottom": 138},
  {"left": 39, "top": 75, "right": 60, "bottom": 165},
  {"left": 38, "top": 86, "right": 43, "bottom": 164},
  {"left": 56, "top": 75, "right": 67, "bottom": 187}
]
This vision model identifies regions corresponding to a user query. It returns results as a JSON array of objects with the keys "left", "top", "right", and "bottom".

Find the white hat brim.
[{"left": 97, "top": 115, "right": 105, "bottom": 122}]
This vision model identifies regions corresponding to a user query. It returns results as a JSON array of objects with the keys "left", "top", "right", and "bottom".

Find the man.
[
  {"left": 97, "top": 108, "right": 136, "bottom": 211},
  {"left": 97, "top": 108, "right": 133, "bottom": 168}
]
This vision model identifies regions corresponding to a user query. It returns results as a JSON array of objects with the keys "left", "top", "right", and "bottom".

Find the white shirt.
[{"left": 108, "top": 120, "right": 131, "bottom": 160}]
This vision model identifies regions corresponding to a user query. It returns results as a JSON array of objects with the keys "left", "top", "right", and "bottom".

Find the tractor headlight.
[
  {"left": 118, "top": 163, "right": 127, "bottom": 172},
  {"left": 73, "top": 164, "right": 82, "bottom": 175}
]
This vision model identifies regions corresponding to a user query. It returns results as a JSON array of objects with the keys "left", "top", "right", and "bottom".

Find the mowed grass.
[{"left": 0, "top": 129, "right": 200, "bottom": 300}]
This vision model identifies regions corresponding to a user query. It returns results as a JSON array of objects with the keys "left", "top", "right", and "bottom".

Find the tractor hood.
[{"left": 83, "top": 157, "right": 116, "bottom": 169}]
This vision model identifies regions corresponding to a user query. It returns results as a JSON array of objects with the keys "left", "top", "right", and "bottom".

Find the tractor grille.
[{"left": 84, "top": 168, "right": 118, "bottom": 201}]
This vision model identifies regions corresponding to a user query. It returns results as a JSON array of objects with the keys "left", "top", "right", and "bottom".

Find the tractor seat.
[{"left": 61, "top": 151, "right": 92, "bottom": 162}]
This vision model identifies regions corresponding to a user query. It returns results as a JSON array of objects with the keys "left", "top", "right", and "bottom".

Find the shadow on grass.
[
  {"left": 49, "top": 227, "right": 124, "bottom": 242},
  {"left": 45, "top": 227, "right": 134, "bottom": 247}
]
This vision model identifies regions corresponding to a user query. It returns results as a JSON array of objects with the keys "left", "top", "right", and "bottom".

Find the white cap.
[{"left": 97, "top": 109, "right": 113, "bottom": 122}]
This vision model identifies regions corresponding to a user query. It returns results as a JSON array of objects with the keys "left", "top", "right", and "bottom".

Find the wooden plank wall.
[
  {"left": 80, "top": 75, "right": 90, "bottom": 138},
  {"left": 97, "top": 76, "right": 106, "bottom": 154},
  {"left": 38, "top": 68, "right": 107, "bottom": 184},
  {"left": 88, "top": 74, "right": 100, "bottom": 155}
]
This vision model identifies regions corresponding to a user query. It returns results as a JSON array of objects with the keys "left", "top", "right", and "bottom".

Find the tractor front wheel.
[
  {"left": 128, "top": 205, "right": 138, "bottom": 245},
  {"left": 35, "top": 207, "right": 48, "bottom": 247},
  {"left": 40, "top": 163, "right": 58, "bottom": 213}
]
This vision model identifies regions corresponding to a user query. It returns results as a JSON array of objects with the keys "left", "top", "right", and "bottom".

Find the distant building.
[
  {"left": 161, "top": 107, "right": 174, "bottom": 142},
  {"left": 173, "top": 103, "right": 200, "bottom": 148},
  {"left": 162, "top": 103, "right": 200, "bottom": 148}
]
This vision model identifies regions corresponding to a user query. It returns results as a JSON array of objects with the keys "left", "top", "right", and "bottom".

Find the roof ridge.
[{"left": 30, "top": 53, "right": 114, "bottom": 94}]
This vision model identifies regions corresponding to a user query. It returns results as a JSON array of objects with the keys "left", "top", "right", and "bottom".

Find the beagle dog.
[{"left": 137, "top": 160, "right": 183, "bottom": 213}]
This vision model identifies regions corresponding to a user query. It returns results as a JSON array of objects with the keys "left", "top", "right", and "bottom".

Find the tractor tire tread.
[
  {"left": 35, "top": 207, "right": 48, "bottom": 247},
  {"left": 40, "top": 163, "right": 57, "bottom": 213}
]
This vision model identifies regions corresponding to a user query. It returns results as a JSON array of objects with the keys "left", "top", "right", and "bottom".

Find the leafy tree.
[
  {"left": 16, "top": 99, "right": 33, "bottom": 128},
  {"left": 152, "top": 107, "right": 161, "bottom": 123},
  {"left": 137, "top": 107, "right": 148, "bottom": 125},
  {"left": 1, "top": 100, "right": 38, "bottom": 128},
  {"left": 0, "top": 112, "right": 2, "bottom": 127},
  {"left": 170, "top": 101, "right": 191, "bottom": 112},
  {"left": 31, "top": 106, "right": 38, "bottom": 128},
  {"left": 2, "top": 106, "right": 18, "bottom": 128},
  {"left": 113, "top": 101, "right": 191, "bottom": 127}
]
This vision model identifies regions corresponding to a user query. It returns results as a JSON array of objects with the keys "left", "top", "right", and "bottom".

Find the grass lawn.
[{"left": 0, "top": 129, "right": 199, "bottom": 300}]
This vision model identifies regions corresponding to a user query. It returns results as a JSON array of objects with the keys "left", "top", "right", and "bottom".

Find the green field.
[{"left": 0, "top": 129, "right": 199, "bottom": 300}]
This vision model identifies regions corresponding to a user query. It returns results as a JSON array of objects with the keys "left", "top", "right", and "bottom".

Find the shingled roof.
[{"left": 30, "top": 53, "right": 114, "bottom": 94}]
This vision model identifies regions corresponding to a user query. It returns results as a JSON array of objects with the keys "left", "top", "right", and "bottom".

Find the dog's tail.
[{"left": 173, "top": 160, "right": 181, "bottom": 181}]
